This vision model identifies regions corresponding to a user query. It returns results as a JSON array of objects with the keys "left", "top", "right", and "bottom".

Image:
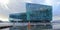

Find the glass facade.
[
  {"left": 9, "top": 13, "right": 26, "bottom": 22},
  {"left": 26, "top": 3, "right": 52, "bottom": 22},
  {"left": 9, "top": 3, "right": 52, "bottom": 22}
]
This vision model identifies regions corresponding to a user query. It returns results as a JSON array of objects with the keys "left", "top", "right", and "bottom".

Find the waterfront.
[
  {"left": 0, "top": 22, "right": 60, "bottom": 30},
  {"left": 1, "top": 28, "right": 9, "bottom": 30}
]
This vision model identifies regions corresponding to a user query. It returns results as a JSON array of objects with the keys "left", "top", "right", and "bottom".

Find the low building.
[{"left": 9, "top": 13, "right": 26, "bottom": 22}]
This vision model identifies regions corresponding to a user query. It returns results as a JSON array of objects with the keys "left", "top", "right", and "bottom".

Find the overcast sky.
[{"left": 0, "top": 0, "right": 60, "bottom": 21}]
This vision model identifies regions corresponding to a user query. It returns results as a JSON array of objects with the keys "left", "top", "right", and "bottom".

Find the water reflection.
[
  {"left": 10, "top": 22, "right": 53, "bottom": 30},
  {"left": 1, "top": 22, "right": 60, "bottom": 30},
  {"left": 1, "top": 28, "right": 9, "bottom": 30}
]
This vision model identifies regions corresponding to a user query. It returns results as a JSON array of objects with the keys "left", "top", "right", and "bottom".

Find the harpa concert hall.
[{"left": 9, "top": 3, "right": 52, "bottom": 22}]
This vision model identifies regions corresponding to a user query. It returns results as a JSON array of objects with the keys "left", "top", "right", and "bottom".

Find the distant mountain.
[
  {"left": 52, "top": 20, "right": 60, "bottom": 23},
  {"left": 0, "top": 20, "right": 2, "bottom": 22}
]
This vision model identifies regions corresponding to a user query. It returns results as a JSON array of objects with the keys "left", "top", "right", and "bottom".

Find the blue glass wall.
[
  {"left": 9, "top": 13, "right": 26, "bottom": 22},
  {"left": 9, "top": 3, "right": 52, "bottom": 22},
  {"left": 26, "top": 3, "right": 52, "bottom": 22},
  {"left": 10, "top": 13, "right": 26, "bottom": 19}
]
